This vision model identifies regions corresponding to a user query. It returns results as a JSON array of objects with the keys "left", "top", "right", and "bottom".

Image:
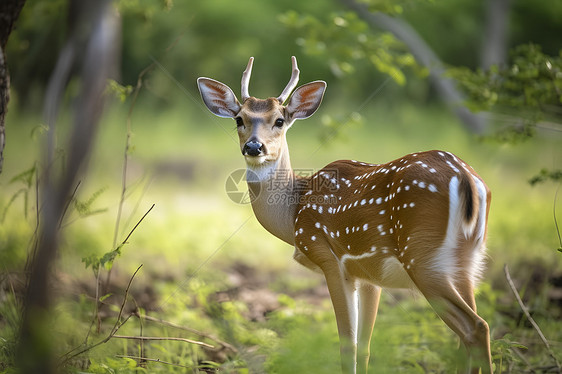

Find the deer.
[{"left": 197, "top": 56, "right": 492, "bottom": 374}]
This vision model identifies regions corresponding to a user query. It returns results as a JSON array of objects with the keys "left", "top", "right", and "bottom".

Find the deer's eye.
[
  {"left": 274, "top": 118, "right": 285, "bottom": 128},
  {"left": 235, "top": 117, "right": 244, "bottom": 127}
]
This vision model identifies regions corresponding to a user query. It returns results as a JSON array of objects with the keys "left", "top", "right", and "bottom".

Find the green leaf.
[
  {"left": 72, "top": 186, "right": 108, "bottom": 217},
  {"left": 99, "top": 293, "right": 113, "bottom": 302},
  {"left": 105, "top": 79, "right": 134, "bottom": 103},
  {"left": 528, "top": 168, "right": 562, "bottom": 185},
  {"left": 9, "top": 164, "right": 36, "bottom": 188},
  {"left": 280, "top": 11, "right": 421, "bottom": 83},
  {"left": 449, "top": 43, "right": 562, "bottom": 136}
]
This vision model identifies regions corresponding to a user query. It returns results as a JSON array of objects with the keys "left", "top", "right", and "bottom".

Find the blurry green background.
[{"left": 1, "top": 0, "right": 561, "bottom": 372}]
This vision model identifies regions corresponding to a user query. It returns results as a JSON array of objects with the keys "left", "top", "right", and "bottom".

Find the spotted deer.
[{"left": 197, "top": 57, "right": 492, "bottom": 373}]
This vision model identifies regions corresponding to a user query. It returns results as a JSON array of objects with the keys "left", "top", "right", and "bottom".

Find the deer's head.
[{"left": 197, "top": 57, "right": 326, "bottom": 170}]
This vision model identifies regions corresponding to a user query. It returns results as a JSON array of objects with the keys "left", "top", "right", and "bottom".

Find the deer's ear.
[
  {"left": 286, "top": 81, "right": 326, "bottom": 121},
  {"left": 197, "top": 78, "right": 241, "bottom": 118}
]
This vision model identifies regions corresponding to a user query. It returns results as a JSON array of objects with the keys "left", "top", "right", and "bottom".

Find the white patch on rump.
[
  {"left": 467, "top": 176, "right": 489, "bottom": 285},
  {"left": 427, "top": 176, "right": 465, "bottom": 280},
  {"left": 430, "top": 176, "right": 486, "bottom": 284}
]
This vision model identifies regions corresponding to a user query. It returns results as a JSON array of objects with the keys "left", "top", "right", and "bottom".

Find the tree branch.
[
  {"left": 17, "top": 2, "right": 119, "bottom": 373},
  {"left": 112, "top": 335, "right": 215, "bottom": 349},
  {"left": 137, "top": 313, "right": 238, "bottom": 353},
  {"left": 59, "top": 264, "right": 143, "bottom": 367},
  {"left": 504, "top": 264, "right": 561, "bottom": 370},
  {"left": 115, "top": 355, "right": 195, "bottom": 369},
  {"left": 340, "top": 0, "right": 486, "bottom": 133}
]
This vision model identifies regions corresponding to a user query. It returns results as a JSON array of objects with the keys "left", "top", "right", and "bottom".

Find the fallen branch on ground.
[
  {"left": 112, "top": 335, "right": 215, "bottom": 349},
  {"left": 136, "top": 313, "right": 238, "bottom": 353},
  {"left": 115, "top": 355, "right": 195, "bottom": 369},
  {"left": 504, "top": 264, "right": 562, "bottom": 370},
  {"left": 58, "top": 264, "right": 143, "bottom": 367}
]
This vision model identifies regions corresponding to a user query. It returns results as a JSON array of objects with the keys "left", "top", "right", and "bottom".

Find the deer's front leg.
[
  {"left": 322, "top": 261, "right": 359, "bottom": 373},
  {"left": 357, "top": 282, "right": 381, "bottom": 373}
]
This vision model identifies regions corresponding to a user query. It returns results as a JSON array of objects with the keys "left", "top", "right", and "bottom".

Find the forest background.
[{"left": 0, "top": 0, "right": 561, "bottom": 373}]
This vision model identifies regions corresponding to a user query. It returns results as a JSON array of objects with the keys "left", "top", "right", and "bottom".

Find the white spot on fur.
[{"left": 446, "top": 160, "right": 460, "bottom": 173}]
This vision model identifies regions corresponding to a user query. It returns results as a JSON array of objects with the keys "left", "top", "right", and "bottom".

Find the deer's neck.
[{"left": 246, "top": 146, "right": 299, "bottom": 245}]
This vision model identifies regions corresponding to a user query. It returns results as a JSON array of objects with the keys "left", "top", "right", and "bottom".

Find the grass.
[{"left": 1, "top": 94, "right": 561, "bottom": 373}]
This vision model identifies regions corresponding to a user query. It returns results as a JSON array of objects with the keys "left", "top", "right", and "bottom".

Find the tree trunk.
[
  {"left": 0, "top": 0, "right": 26, "bottom": 174},
  {"left": 341, "top": 0, "right": 487, "bottom": 134},
  {"left": 16, "top": 1, "right": 119, "bottom": 373},
  {"left": 481, "top": 0, "right": 511, "bottom": 69}
]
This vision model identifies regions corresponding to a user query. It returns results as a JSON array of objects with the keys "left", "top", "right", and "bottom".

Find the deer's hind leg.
[{"left": 412, "top": 271, "right": 492, "bottom": 374}]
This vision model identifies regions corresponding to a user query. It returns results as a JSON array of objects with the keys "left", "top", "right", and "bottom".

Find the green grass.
[{"left": 1, "top": 97, "right": 561, "bottom": 373}]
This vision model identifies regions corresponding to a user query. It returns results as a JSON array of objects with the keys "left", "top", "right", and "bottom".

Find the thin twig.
[
  {"left": 132, "top": 301, "right": 146, "bottom": 367},
  {"left": 94, "top": 269, "right": 103, "bottom": 334},
  {"left": 112, "top": 335, "right": 215, "bottom": 349},
  {"left": 58, "top": 180, "right": 81, "bottom": 229},
  {"left": 111, "top": 264, "right": 143, "bottom": 335},
  {"left": 513, "top": 347, "right": 536, "bottom": 374},
  {"left": 553, "top": 185, "right": 562, "bottom": 251},
  {"left": 59, "top": 265, "right": 143, "bottom": 366},
  {"left": 115, "top": 355, "right": 195, "bottom": 369},
  {"left": 24, "top": 164, "right": 41, "bottom": 275},
  {"left": 112, "top": 63, "right": 156, "bottom": 249},
  {"left": 504, "top": 264, "right": 562, "bottom": 370},
  {"left": 88, "top": 205, "right": 153, "bottom": 343},
  {"left": 121, "top": 204, "right": 155, "bottom": 246},
  {"left": 122, "top": 174, "right": 153, "bottom": 236},
  {"left": 137, "top": 313, "right": 238, "bottom": 353}
]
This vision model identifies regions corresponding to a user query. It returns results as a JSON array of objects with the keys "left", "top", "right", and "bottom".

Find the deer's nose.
[{"left": 243, "top": 141, "right": 264, "bottom": 157}]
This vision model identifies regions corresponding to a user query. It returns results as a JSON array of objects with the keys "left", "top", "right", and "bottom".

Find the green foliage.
[
  {"left": 529, "top": 168, "right": 562, "bottom": 186},
  {"left": 106, "top": 80, "right": 134, "bottom": 103},
  {"left": 88, "top": 357, "right": 147, "bottom": 373},
  {"left": 491, "top": 334, "right": 527, "bottom": 374},
  {"left": 359, "top": 0, "right": 435, "bottom": 16},
  {"left": 82, "top": 245, "right": 122, "bottom": 274},
  {"left": 1, "top": 163, "right": 36, "bottom": 222},
  {"left": 449, "top": 44, "right": 562, "bottom": 137},
  {"left": 483, "top": 122, "right": 537, "bottom": 145},
  {"left": 265, "top": 318, "right": 340, "bottom": 373},
  {"left": 450, "top": 44, "right": 562, "bottom": 113},
  {"left": 0, "top": 294, "right": 20, "bottom": 372},
  {"left": 72, "top": 187, "right": 109, "bottom": 219},
  {"left": 116, "top": 0, "right": 173, "bottom": 18},
  {"left": 280, "top": 10, "right": 420, "bottom": 85}
]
